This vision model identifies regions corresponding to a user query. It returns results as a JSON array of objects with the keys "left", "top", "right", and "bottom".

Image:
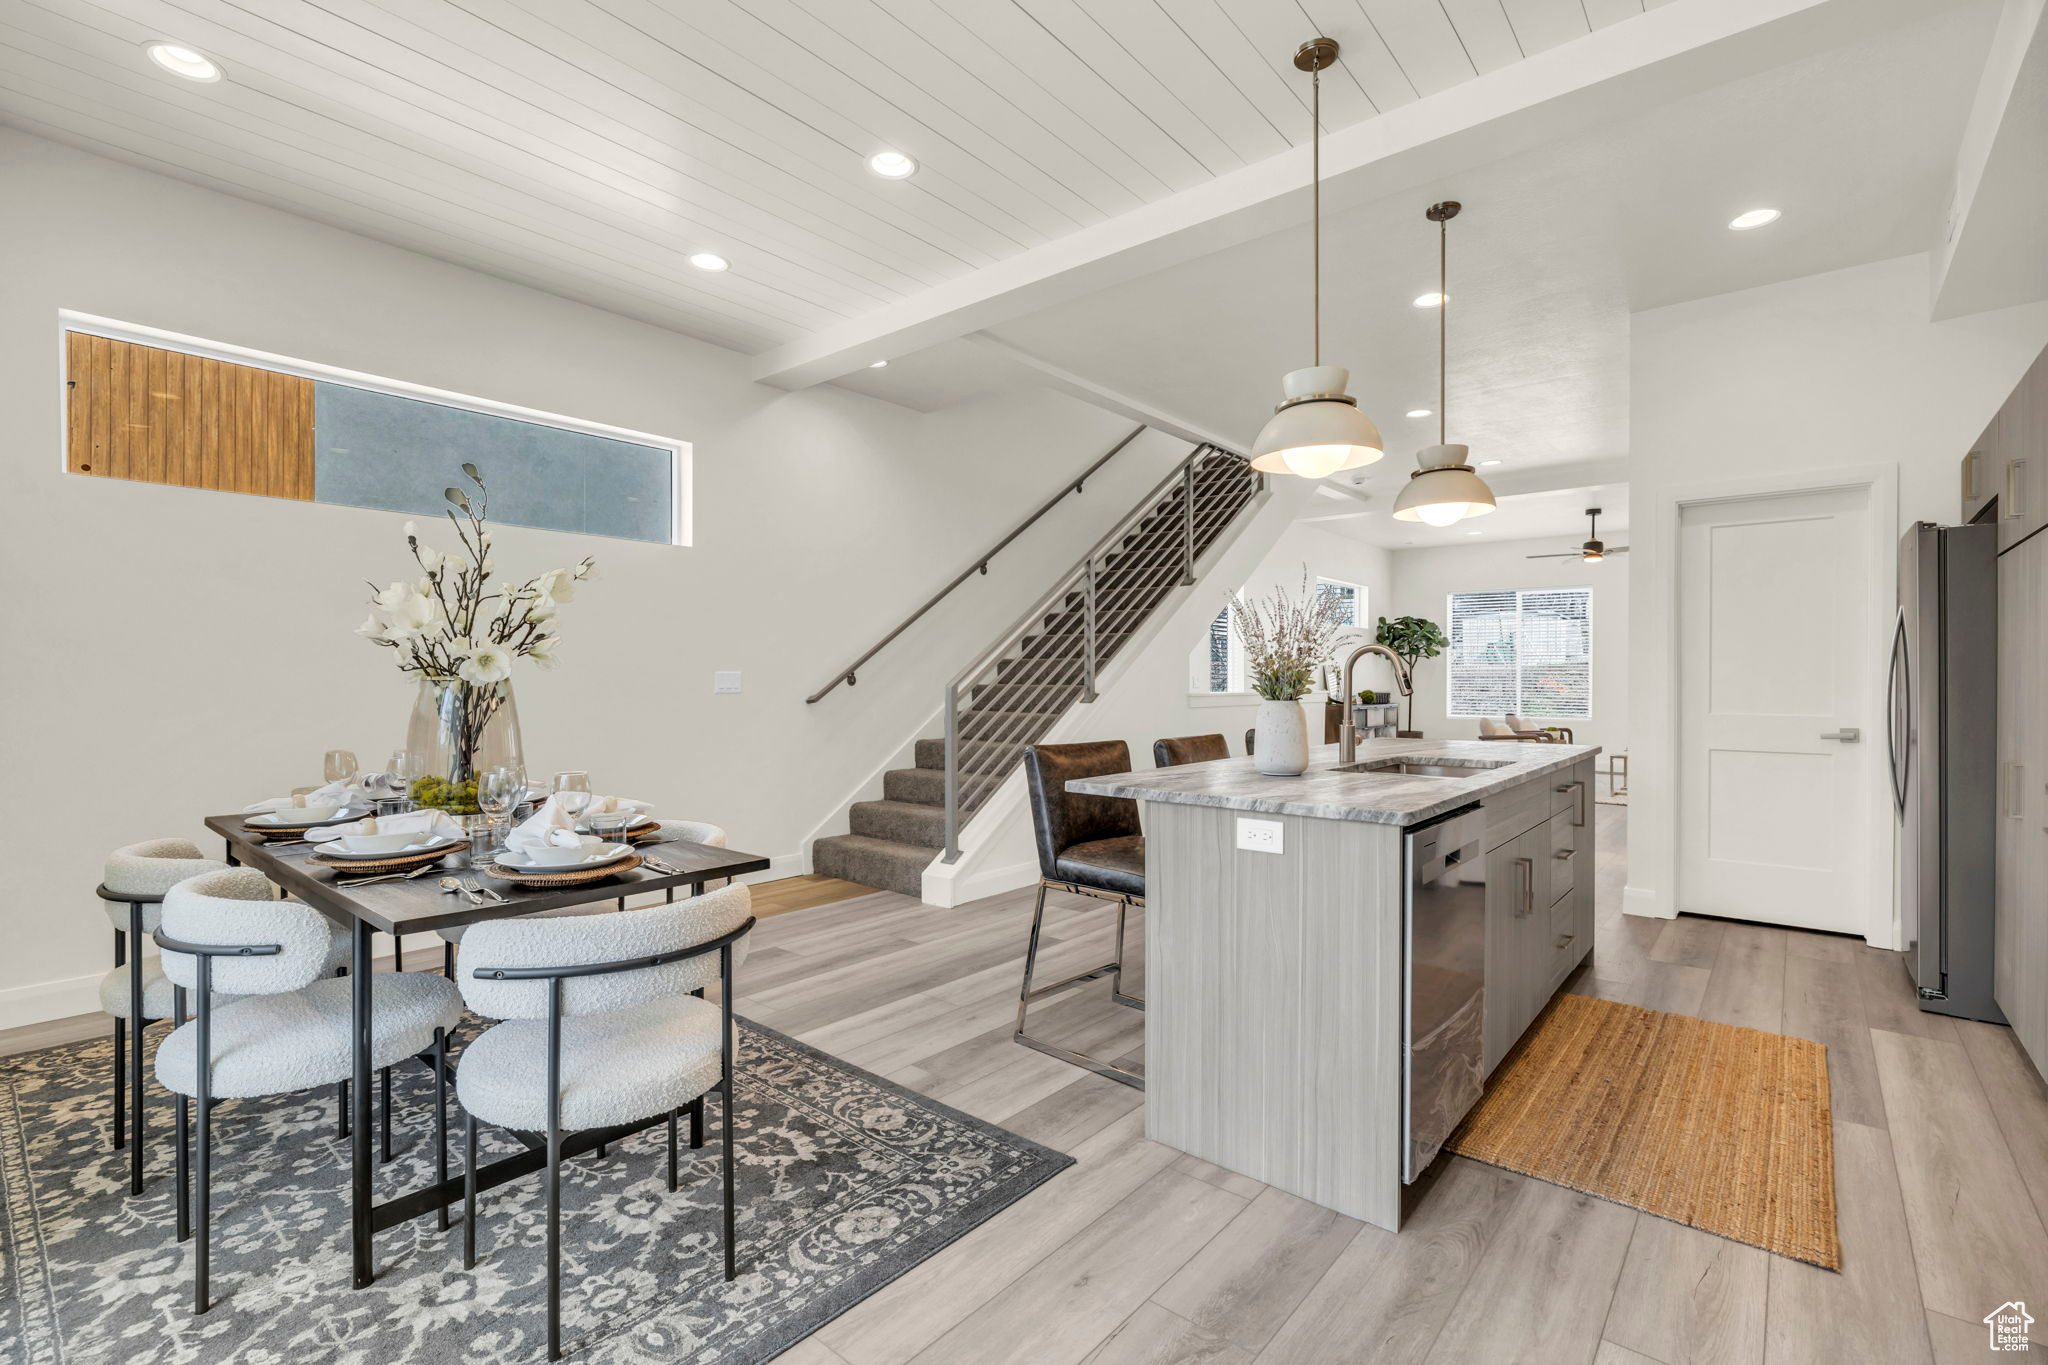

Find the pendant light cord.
[
  {"left": 1311, "top": 61, "right": 1321, "bottom": 369},
  {"left": 1438, "top": 210, "right": 1447, "bottom": 446}
]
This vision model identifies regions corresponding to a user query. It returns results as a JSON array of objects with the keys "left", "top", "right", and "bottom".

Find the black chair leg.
[
  {"left": 666, "top": 1109, "right": 679, "bottom": 1193},
  {"left": 379, "top": 1066, "right": 393, "bottom": 1164},
  {"left": 337, "top": 1081, "right": 350, "bottom": 1139},
  {"left": 112, "top": 1020, "right": 126, "bottom": 1152},
  {"left": 593, "top": 1142, "right": 606, "bottom": 1162},
  {"left": 392, "top": 933, "right": 404, "bottom": 971},
  {"left": 720, "top": 1080, "right": 736, "bottom": 1282},
  {"left": 462, "top": 1110, "right": 478, "bottom": 1269},
  {"left": 127, "top": 903, "right": 149, "bottom": 1196},
  {"left": 545, "top": 1121, "right": 562, "bottom": 1360},
  {"left": 443, "top": 940, "right": 455, "bottom": 980},
  {"left": 689, "top": 1095, "right": 703, "bottom": 1150},
  {"left": 433, "top": 1028, "right": 449, "bottom": 1232},
  {"left": 194, "top": 1094, "right": 211, "bottom": 1314},
  {"left": 173, "top": 986, "right": 190, "bottom": 1243}
]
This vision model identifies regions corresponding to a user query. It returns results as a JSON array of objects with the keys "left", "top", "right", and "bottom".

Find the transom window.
[{"left": 1445, "top": 587, "right": 1592, "bottom": 719}]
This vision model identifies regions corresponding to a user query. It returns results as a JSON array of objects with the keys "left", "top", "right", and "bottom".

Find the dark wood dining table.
[{"left": 202, "top": 813, "right": 771, "bottom": 1289}]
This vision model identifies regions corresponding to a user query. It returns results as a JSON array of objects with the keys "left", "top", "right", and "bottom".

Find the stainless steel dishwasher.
[{"left": 1402, "top": 805, "right": 1488, "bottom": 1183}]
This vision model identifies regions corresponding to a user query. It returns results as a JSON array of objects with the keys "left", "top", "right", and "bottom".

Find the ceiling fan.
[{"left": 1528, "top": 507, "right": 1629, "bottom": 563}]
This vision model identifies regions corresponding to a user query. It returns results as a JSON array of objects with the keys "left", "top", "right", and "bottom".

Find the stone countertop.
[{"left": 1065, "top": 738, "right": 1602, "bottom": 827}]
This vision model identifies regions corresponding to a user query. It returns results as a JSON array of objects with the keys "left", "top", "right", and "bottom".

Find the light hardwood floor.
[{"left": 13, "top": 808, "right": 2048, "bottom": 1363}]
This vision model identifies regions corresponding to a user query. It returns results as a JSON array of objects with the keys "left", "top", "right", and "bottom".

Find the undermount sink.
[{"left": 1335, "top": 758, "right": 1517, "bottom": 779}]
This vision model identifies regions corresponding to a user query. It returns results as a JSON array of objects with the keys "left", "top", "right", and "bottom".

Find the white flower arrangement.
[
  {"left": 357, "top": 464, "right": 595, "bottom": 682},
  {"left": 1228, "top": 570, "right": 1350, "bottom": 701}
]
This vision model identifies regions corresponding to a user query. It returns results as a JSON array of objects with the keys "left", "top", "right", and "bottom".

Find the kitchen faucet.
[{"left": 1338, "top": 643, "right": 1413, "bottom": 766}]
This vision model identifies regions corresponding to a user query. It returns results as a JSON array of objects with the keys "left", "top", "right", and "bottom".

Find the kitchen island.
[{"left": 1068, "top": 737, "right": 1599, "bottom": 1230}]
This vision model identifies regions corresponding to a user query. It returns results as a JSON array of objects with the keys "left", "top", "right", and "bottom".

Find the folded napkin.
[
  {"left": 306, "top": 808, "right": 466, "bottom": 846},
  {"left": 245, "top": 779, "right": 371, "bottom": 816},
  {"left": 506, "top": 793, "right": 653, "bottom": 852}
]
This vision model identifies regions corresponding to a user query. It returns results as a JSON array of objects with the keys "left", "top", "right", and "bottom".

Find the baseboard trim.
[{"left": 0, "top": 974, "right": 106, "bottom": 1033}]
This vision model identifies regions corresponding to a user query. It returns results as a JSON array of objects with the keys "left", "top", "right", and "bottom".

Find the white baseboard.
[
  {"left": 0, "top": 973, "right": 106, "bottom": 1032},
  {"left": 1622, "top": 884, "right": 1673, "bottom": 920}
]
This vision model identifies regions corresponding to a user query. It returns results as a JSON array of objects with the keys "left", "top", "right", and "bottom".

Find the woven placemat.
[
  {"left": 484, "top": 854, "right": 642, "bottom": 887},
  {"left": 308, "top": 844, "right": 461, "bottom": 875},
  {"left": 1446, "top": 991, "right": 1839, "bottom": 1269}
]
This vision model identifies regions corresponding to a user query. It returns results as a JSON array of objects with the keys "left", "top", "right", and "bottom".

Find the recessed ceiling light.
[
  {"left": 1406, "top": 408, "right": 1432, "bottom": 418},
  {"left": 1728, "top": 207, "right": 1781, "bottom": 231},
  {"left": 1479, "top": 459, "right": 1503, "bottom": 467},
  {"left": 144, "top": 40, "right": 221, "bottom": 82},
  {"left": 868, "top": 150, "right": 917, "bottom": 179},
  {"left": 1412, "top": 292, "right": 1448, "bottom": 308},
  {"left": 868, "top": 360, "right": 888, "bottom": 369},
  {"left": 689, "top": 252, "right": 729, "bottom": 272}
]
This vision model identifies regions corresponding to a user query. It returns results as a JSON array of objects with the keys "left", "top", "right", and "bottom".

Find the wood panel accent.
[{"left": 65, "top": 332, "right": 313, "bottom": 500}]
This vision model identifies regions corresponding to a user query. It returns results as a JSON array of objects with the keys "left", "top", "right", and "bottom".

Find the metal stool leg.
[
  {"left": 1012, "top": 883, "right": 1144, "bottom": 1089},
  {"left": 1110, "top": 895, "right": 1144, "bottom": 1010}
]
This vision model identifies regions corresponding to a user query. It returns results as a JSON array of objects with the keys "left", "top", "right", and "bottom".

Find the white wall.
[
  {"left": 1389, "top": 535, "right": 1629, "bottom": 757},
  {"left": 0, "top": 129, "right": 1199, "bottom": 1026},
  {"left": 1626, "top": 253, "right": 2048, "bottom": 933}
]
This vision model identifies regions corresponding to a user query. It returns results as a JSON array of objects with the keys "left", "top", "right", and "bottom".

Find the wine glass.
[
  {"left": 385, "top": 749, "right": 423, "bottom": 813},
  {"left": 324, "top": 749, "right": 358, "bottom": 784},
  {"left": 551, "top": 771, "right": 593, "bottom": 824},
  {"left": 478, "top": 767, "right": 525, "bottom": 855}
]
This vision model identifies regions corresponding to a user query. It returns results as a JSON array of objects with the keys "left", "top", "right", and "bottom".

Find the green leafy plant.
[{"left": 1375, "top": 615, "right": 1449, "bottom": 732}]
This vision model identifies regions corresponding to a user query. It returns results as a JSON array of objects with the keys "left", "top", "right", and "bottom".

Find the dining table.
[{"left": 201, "top": 812, "right": 771, "bottom": 1289}]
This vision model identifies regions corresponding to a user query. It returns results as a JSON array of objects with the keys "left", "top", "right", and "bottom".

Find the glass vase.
[{"left": 403, "top": 675, "right": 524, "bottom": 814}]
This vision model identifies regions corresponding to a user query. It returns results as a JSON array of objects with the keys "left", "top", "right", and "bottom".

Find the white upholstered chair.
[
  {"left": 98, "top": 839, "right": 228, "bottom": 1195},
  {"left": 154, "top": 868, "right": 463, "bottom": 1315},
  {"left": 454, "top": 883, "right": 754, "bottom": 1361}
]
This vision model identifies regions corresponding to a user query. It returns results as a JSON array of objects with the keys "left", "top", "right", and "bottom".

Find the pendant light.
[
  {"left": 1250, "top": 38, "right": 1383, "bottom": 481},
  {"left": 1392, "top": 201, "right": 1497, "bottom": 526}
]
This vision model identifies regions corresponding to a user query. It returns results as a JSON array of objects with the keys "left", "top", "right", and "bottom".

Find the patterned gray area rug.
[{"left": 0, "top": 1019, "right": 1072, "bottom": 1363}]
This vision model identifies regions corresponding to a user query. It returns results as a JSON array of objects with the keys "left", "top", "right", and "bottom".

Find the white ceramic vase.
[{"left": 1253, "top": 697, "right": 1310, "bottom": 776}]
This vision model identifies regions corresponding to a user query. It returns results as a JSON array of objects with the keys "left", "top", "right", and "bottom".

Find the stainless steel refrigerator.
[{"left": 1892, "top": 520, "right": 2002, "bottom": 1022}]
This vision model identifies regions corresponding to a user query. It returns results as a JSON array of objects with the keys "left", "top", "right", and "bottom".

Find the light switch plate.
[
  {"left": 1236, "top": 817, "right": 1283, "bottom": 854},
  {"left": 714, "top": 671, "right": 742, "bottom": 694}
]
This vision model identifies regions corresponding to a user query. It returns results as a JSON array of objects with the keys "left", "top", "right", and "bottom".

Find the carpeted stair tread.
[
  {"left": 883, "top": 766, "right": 947, "bottom": 805},
  {"left": 849, "top": 798, "right": 948, "bottom": 847},
  {"left": 811, "top": 833, "right": 935, "bottom": 899}
]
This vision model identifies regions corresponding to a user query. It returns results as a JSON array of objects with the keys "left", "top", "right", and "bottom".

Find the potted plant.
[
  {"left": 1231, "top": 573, "right": 1350, "bottom": 775},
  {"left": 1374, "top": 615, "right": 1449, "bottom": 737},
  {"left": 355, "top": 465, "right": 596, "bottom": 811}
]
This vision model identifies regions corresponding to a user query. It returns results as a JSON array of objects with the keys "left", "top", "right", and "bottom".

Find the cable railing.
[
  {"left": 941, "top": 444, "right": 1263, "bottom": 861},
  {"left": 805, "top": 425, "right": 1150, "bottom": 705}
]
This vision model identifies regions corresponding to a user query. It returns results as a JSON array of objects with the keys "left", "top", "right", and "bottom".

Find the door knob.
[{"left": 1820, "top": 728, "right": 1861, "bottom": 743}]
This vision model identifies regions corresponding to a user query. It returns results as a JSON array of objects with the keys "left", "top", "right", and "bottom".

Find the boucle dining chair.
[
  {"left": 98, "top": 839, "right": 227, "bottom": 1197},
  {"left": 454, "top": 883, "right": 755, "bottom": 1361},
  {"left": 153, "top": 868, "right": 464, "bottom": 1315}
]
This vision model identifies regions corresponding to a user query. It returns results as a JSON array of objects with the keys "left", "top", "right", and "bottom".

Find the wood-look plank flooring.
[{"left": 10, "top": 807, "right": 2048, "bottom": 1363}]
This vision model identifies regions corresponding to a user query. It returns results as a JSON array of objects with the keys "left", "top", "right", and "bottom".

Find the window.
[
  {"left": 1191, "top": 578, "right": 1369, "bottom": 694},
  {"left": 1446, "top": 587, "right": 1592, "bottom": 719},
  {"left": 60, "top": 313, "right": 690, "bottom": 544}
]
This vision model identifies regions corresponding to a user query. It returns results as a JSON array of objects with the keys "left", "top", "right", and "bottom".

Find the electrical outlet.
[
  {"left": 714, "top": 671, "right": 742, "bottom": 694},
  {"left": 1236, "top": 818, "right": 1284, "bottom": 854}
]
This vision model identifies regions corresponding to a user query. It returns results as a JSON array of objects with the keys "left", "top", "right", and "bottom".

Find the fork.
[
  {"left": 336, "top": 863, "right": 441, "bottom": 889},
  {"left": 461, "top": 876, "right": 511, "bottom": 905}
]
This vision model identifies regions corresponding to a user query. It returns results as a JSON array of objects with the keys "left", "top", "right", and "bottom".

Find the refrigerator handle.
[{"left": 1888, "top": 610, "right": 1911, "bottom": 817}]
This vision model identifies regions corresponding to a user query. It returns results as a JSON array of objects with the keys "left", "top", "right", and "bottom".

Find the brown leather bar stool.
[
  {"left": 1018, "top": 742, "right": 1145, "bottom": 1089},
  {"left": 1153, "top": 733, "right": 1229, "bottom": 767}
]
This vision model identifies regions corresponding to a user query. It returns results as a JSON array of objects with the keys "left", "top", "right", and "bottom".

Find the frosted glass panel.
[{"left": 313, "top": 383, "right": 673, "bottom": 543}]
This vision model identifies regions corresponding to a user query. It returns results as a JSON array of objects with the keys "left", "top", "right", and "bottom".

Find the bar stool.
[
  {"left": 1153, "top": 734, "right": 1229, "bottom": 767},
  {"left": 1017, "top": 742, "right": 1145, "bottom": 1089},
  {"left": 98, "top": 839, "right": 229, "bottom": 1197}
]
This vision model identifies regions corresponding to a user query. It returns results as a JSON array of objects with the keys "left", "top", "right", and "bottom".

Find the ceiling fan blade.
[
  {"left": 1609, "top": 546, "right": 1631, "bottom": 554},
  {"left": 1525, "top": 552, "right": 1580, "bottom": 559}
]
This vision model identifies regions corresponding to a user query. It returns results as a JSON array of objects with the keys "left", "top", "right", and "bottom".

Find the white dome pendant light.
[
  {"left": 1250, "top": 38, "right": 1383, "bottom": 481},
  {"left": 1393, "top": 201, "right": 1497, "bottom": 527}
]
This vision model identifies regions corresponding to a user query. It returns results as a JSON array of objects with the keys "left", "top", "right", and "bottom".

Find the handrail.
[
  {"left": 942, "top": 442, "right": 1262, "bottom": 860},
  {"left": 806, "top": 425, "right": 1149, "bottom": 703}
]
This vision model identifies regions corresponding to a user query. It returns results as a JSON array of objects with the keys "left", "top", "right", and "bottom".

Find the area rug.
[
  {"left": 0, "top": 1019, "right": 1073, "bottom": 1362},
  {"left": 1445, "top": 992, "right": 1839, "bottom": 1269}
]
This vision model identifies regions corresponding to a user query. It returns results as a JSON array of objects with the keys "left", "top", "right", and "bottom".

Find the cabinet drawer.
[
  {"left": 1482, "top": 779, "right": 1554, "bottom": 852},
  {"left": 1550, "top": 812, "right": 1579, "bottom": 903},
  {"left": 1548, "top": 899, "right": 1582, "bottom": 985}
]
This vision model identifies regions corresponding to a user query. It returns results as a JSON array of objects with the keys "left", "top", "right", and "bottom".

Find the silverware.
[
  {"left": 336, "top": 864, "right": 441, "bottom": 889},
  {"left": 439, "top": 876, "right": 485, "bottom": 906},
  {"left": 642, "top": 855, "right": 682, "bottom": 876},
  {"left": 462, "top": 877, "right": 510, "bottom": 905}
]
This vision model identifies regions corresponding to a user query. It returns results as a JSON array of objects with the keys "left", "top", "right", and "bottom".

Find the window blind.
[{"left": 1446, "top": 587, "right": 1592, "bottom": 719}]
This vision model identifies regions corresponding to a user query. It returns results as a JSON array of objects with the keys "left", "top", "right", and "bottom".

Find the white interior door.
[{"left": 1679, "top": 487, "right": 1875, "bottom": 933}]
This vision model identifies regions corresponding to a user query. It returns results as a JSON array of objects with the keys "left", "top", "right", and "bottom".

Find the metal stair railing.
[
  {"left": 806, "top": 426, "right": 1149, "bottom": 704},
  {"left": 942, "top": 444, "right": 1262, "bottom": 861}
]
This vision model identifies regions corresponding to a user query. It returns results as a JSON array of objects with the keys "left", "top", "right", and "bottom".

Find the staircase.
[{"left": 813, "top": 445, "right": 1262, "bottom": 897}]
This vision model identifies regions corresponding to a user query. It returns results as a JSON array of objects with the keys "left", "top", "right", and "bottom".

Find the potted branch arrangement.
[
  {"left": 1231, "top": 573, "right": 1350, "bottom": 776},
  {"left": 355, "top": 464, "right": 596, "bottom": 812},
  {"left": 1373, "top": 614, "right": 1448, "bottom": 738}
]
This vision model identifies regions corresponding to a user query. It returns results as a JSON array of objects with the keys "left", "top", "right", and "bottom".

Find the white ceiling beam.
[
  {"left": 751, "top": 0, "right": 1957, "bottom": 389},
  {"left": 1930, "top": 0, "right": 2048, "bottom": 320}
]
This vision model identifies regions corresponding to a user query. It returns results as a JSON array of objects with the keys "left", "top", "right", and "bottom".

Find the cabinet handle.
[
  {"left": 1555, "top": 780, "right": 1587, "bottom": 827},
  {"left": 1964, "top": 451, "right": 1981, "bottom": 501},
  {"left": 1555, "top": 933, "right": 1575, "bottom": 950},
  {"left": 2004, "top": 761, "right": 2024, "bottom": 819},
  {"left": 1515, "top": 857, "right": 1534, "bottom": 917},
  {"left": 1555, "top": 848, "right": 1576, "bottom": 860},
  {"left": 2009, "top": 459, "right": 2027, "bottom": 520}
]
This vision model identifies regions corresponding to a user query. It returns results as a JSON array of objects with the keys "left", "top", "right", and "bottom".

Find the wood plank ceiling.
[{"left": 0, "top": 0, "right": 1648, "bottom": 353}]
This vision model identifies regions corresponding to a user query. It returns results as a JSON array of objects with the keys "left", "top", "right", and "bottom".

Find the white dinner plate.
[
  {"left": 573, "top": 816, "right": 658, "bottom": 836},
  {"left": 246, "top": 805, "right": 369, "bottom": 830},
  {"left": 313, "top": 833, "right": 466, "bottom": 862},
  {"left": 496, "top": 842, "right": 635, "bottom": 873}
]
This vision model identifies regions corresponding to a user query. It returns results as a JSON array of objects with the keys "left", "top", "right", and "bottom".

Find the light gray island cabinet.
[{"left": 1067, "top": 738, "right": 1598, "bottom": 1231}]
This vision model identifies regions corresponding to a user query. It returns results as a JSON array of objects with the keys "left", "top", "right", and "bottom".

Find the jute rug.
[
  {"left": 1446, "top": 992, "right": 1839, "bottom": 1269},
  {"left": 0, "top": 1018, "right": 1072, "bottom": 1363}
]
